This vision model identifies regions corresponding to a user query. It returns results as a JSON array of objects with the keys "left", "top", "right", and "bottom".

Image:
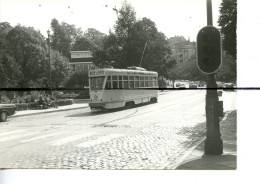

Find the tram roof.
[{"left": 89, "top": 68, "right": 158, "bottom": 76}]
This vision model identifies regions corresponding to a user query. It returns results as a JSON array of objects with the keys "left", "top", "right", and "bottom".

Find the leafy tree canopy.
[
  {"left": 95, "top": 1, "right": 175, "bottom": 78},
  {"left": 5, "top": 25, "right": 48, "bottom": 88},
  {"left": 218, "top": 0, "right": 237, "bottom": 59},
  {"left": 50, "top": 19, "right": 80, "bottom": 58},
  {"left": 50, "top": 50, "right": 69, "bottom": 88}
]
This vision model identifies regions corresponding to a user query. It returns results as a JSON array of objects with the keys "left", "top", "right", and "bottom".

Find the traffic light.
[{"left": 197, "top": 26, "right": 222, "bottom": 74}]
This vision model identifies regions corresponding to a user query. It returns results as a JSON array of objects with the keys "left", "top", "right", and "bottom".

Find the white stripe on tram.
[
  {"left": 50, "top": 132, "right": 96, "bottom": 146},
  {"left": 19, "top": 132, "right": 63, "bottom": 143},
  {"left": 77, "top": 134, "right": 124, "bottom": 148},
  {"left": 0, "top": 131, "right": 41, "bottom": 142}
]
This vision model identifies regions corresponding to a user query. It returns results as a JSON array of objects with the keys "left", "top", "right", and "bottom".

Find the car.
[
  {"left": 179, "top": 84, "right": 186, "bottom": 89},
  {"left": 0, "top": 104, "right": 16, "bottom": 122},
  {"left": 190, "top": 83, "right": 198, "bottom": 88},
  {"left": 217, "top": 81, "right": 225, "bottom": 88},
  {"left": 224, "top": 83, "right": 234, "bottom": 91}
]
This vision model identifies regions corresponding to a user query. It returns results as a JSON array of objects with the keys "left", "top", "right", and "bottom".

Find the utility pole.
[
  {"left": 47, "top": 30, "right": 51, "bottom": 92},
  {"left": 197, "top": 0, "right": 223, "bottom": 155},
  {"left": 204, "top": 0, "right": 223, "bottom": 154}
]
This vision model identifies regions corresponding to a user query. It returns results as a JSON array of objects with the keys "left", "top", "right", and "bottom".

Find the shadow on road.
[
  {"left": 66, "top": 102, "right": 154, "bottom": 118},
  {"left": 66, "top": 111, "right": 113, "bottom": 117},
  {"left": 176, "top": 154, "right": 236, "bottom": 170}
]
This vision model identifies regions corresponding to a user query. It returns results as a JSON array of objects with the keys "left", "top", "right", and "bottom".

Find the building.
[
  {"left": 168, "top": 36, "right": 197, "bottom": 63},
  {"left": 69, "top": 51, "right": 95, "bottom": 74}
]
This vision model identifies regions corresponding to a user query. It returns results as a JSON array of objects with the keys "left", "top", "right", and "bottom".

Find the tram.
[{"left": 89, "top": 66, "right": 158, "bottom": 110}]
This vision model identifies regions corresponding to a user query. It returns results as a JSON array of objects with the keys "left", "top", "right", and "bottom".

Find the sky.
[
  {"left": 0, "top": 0, "right": 221, "bottom": 41},
  {"left": 1, "top": 0, "right": 260, "bottom": 184}
]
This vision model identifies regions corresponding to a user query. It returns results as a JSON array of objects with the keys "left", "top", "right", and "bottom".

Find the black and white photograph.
[{"left": 0, "top": 0, "right": 258, "bottom": 183}]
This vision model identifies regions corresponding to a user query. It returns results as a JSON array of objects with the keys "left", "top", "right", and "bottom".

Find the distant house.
[
  {"left": 69, "top": 51, "right": 95, "bottom": 74},
  {"left": 168, "top": 36, "right": 197, "bottom": 63}
]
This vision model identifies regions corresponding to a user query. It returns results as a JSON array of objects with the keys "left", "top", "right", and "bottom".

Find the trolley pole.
[
  {"left": 204, "top": 0, "right": 223, "bottom": 154},
  {"left": 139, "top": 42, "right": 147, "bottom": 67}
]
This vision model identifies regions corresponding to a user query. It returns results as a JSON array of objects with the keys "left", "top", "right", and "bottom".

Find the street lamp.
[{"left": 47, "top": 29, "right": 51, "bottom": 90}]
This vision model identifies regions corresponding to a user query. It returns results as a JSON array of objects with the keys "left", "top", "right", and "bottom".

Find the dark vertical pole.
[
  {"left": 204, "top": 0, "right": 223, "bottom": 154},
  {"left": 49, "top": 40, "right": 51, "bottom": 89},
  {"left": 139, "top": 42, "right": 147, "bottom": 67},
  {"left": 47, "top": 30, "right": 52, "bottom": 94},
  {"left": 207, "top": 0, "right": 213, "bottom": 26}
]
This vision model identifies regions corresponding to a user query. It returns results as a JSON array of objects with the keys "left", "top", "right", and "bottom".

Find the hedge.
[{"left": 15, "top": 99, "right": 73, "bottom": 111}]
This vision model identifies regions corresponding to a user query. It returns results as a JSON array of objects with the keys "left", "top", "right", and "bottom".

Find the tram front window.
[{"left": 90, "top": 77, "right": 105, "bottom": 90}]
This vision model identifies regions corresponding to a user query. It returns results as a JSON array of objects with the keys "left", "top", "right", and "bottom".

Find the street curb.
[
  {"left": 9, "top": 105, "right": 89, "bottom": 119},
  {"left": 172, "top": 111, "right": 232, "bottom": 169},
  {"left": 172, "top": 137, "right": 206, "bottom": 169}
]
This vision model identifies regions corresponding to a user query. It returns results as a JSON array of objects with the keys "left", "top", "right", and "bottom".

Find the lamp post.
[{"left": 47, "top": 30, "right": 51, "bottom": 90}]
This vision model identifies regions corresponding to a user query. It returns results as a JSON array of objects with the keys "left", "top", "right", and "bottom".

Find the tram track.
[{"left": 93, "top": 90, "right": 204, "bottom": 127}]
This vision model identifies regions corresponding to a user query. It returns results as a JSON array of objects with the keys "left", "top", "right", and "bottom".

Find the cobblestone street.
[{"left": 0, "top": 90, "right": 236, "bottom": 169}]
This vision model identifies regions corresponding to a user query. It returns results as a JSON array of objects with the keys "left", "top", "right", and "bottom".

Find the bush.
[
  {"left": 52, "top": 91, "right": 64, "bottom": 99},
  {"left": 15, "top": 103, "right": 28, "bottom": 111},
  {"left": 0, "top": 94, "right": 10, "bottom": 104},
  {"left": 28, "top": 102, "right": 38, "bottom": 109},
  {"left": 74, "top": 90, "right": 90, "bottom": 99},
  {"left": 56, "top": 99, "right": 73, "bottom": 106}
]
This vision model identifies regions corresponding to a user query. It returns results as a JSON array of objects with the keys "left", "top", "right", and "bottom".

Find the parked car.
[
  {"left": 179, "top": 84, "right": 186, "bottom": 89},
  {"left": 190, "top": 83, "right": 198, "bottom": 88},
  {"left": 0, "top": 104, "right": 16, "bottom": 122},
  {"left": 224, "top": 83, "right": 234, "bottom": 91},
  {"left": 217, "top": 81, "right": 225, "bottom": 88}
]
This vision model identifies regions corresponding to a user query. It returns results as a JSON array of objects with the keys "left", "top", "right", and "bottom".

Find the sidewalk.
[
  {"left": 10, "top": 100, "right": 89, "bottom": 118},
  {"left": 176, "top": 110, "right": 237, "bottom": 170}
]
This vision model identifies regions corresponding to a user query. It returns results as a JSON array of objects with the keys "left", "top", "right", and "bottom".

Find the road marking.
[
  {"left": 77, "top": 134, "right": 124, "bottom": 148},
  {"left": 19, "top": 132, "right": 63, "bottom": 143},
  {"left": 0, "top": 131, "right": 41, "bottom": 142},
  {"left": 50, "top": 132, "right": 96, "bottom": 146},
  {"left": 0, "top": 129, "right": 29, "bottom": 137}
]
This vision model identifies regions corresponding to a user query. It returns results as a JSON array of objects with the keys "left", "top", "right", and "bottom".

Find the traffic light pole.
[
  {"left": 207, "top": 0, "right": 213, "bottom": 26},
  {"left": 204, "top": 0, "right": 223, "bottom": 154}
]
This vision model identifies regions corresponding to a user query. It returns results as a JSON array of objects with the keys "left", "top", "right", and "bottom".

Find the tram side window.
[
  {"left": 140, "top": 76, "right": 144, "bottom": 87},
  {"left": 144, "top": 76, "right": 148, "bottom": 87},
  {"left": 129, "top": 76, "right": 134, "bottom": 89},
  {"left": 148, "top": 76, "right": 153, "bottom": 87},
  {"left": 134, "top": 76, "right": 139, "bottom": 88},
  {"left": 153, "top": 77, "right": 156, "bottom": 87},
  {"left": 119, "top": 75, "right": 123, "bottom": 89},
  {"left": 112, "top": 76, "right": 118, "bottom": 89},
  {"left": 105, "top": 76, "right": 112, "bottom": 89},
  {"left": 123, "top": 76, "right": 129, "bottom": 89}
]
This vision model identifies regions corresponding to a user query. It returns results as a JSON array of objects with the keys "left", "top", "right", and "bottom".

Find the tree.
[
  {"left": 65, "top": 71, "right": 89, "bottom": 89},
  {"left": 50, "top": 50, "right": 69, "bottom": 88},
  {"left": 0, "top": 54, "right": 21, "bottom": 88},
  {"left": 95, "top": 2, "right": 175, "bottom": 78},
  {"left": 0, "top": 22, "right": 21, "bottom": 88},
  {"left": 111, "top": 1, "right": 137, "bottom": 67},
  {"left": 218, "top": 0, "right": 237, "bottom": 60},
  {"left": 172, "top": 56, "right": 206, "bottom": 82},
  {"left": 73, "top": 28, "right": 106, "bottom": 51},
  {"left": 73, "top": 37, "right": 97, "bottom": 51},
  {"left": 50, "top": 19, "right": 79, "bottom": 58},
  {"left": 83, "top": 28, "right": 106, "bottom": 49},
  {"left": 216, "top": 52, "right": 236, "bottom": 82},
  {"left": 6, "top": 25, "right": 48, "bottom": 88}
]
